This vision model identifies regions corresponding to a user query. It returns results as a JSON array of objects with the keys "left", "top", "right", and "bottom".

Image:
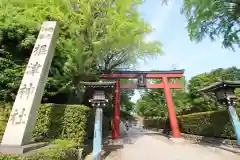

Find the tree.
[
  {"left": 120, "top": 90, "right": 135, "bottom": 113},
  {"left": 181, "top": 0, "right": 240, "bottom": 50},
  {"left": 136, "top": 93, "right": 168, "bottom": 117},
  {"left": 136, "top": 67, "right": 240, "bottom": 117},
  {"left": 186, "top": 66, "right": 240, "bottom": 114},
  {"left": 0, "top": 0, "right": 163, "bottom": 104},
  {"left": 120, "top": 79, "right": 136, "bottom": 113}
]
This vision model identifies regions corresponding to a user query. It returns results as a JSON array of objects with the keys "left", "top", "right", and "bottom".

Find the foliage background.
[
  {"left": 136, "top": 67, "right": 240, "bottom": 118},
  {"left": 0, "top": 0, "right": 163, "bottom": 115}
]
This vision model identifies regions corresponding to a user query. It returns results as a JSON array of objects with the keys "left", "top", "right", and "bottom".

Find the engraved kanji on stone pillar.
[{"left": 1, "top": 21, "right": 60, "bottom": 146}]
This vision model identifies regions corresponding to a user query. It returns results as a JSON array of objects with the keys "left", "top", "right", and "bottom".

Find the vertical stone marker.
[{"left": 0, "top": 21, "right": 59, "bottom": 153}]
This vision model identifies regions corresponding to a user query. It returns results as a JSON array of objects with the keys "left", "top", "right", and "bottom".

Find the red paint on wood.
[
  {"left": 112, "top": 80, "right": 120, "bottom": 140},
  {"left": 102, "top": 71, "right": 184, "bottom": 140},
  {"left": 101, "top": 74, "right": 138, "bottom": 79},
  {"left": 162, "top": 77, "right": 181, "bottom": 138},
  {"left": 120, "top": 83, "right": 182, "bottom": 89},
  {"left": 101, "top": 73, "right": 182, "bottom": 79},
  {"left": 146, "top": 83, "right": 182, "bottom": 89},
  {"left": 146, "top": 73, "right": 182, "bottom": 78}
]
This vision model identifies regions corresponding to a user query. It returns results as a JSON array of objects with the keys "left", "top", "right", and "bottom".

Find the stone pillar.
[
  {"left": 92, "top": 108, "right": 103, "bottom": 160},
  {"left": 1, "top": 21, "right": 59, "bottom": 149}
]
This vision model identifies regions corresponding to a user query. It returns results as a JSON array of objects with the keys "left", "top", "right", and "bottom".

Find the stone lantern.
[
  {"left": 81, "top": 81, "right": 115, "bottom": 160},
  {"left": 200, "top": 81, "right": 240, "bottom": 145},
  {"left": 199, "top": 81, "right": 240, "bottom": 104}
]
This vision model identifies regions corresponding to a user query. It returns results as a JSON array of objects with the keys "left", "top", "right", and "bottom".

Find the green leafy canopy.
[
  {"left": 181, "top": 0, "right": 240, "bottom": 50},
  {"left": 0, "top": 0, "right": 163, "bottom": 104}
]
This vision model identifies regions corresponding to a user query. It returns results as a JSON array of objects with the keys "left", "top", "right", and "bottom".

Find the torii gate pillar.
[
  {"left": 101, "top": 70, "right": 184, "bottom": 140},
  {"left": 112, "top": 80, "right": 120, "bottom": 139},
  {"left": 162, "top": 76, "right": 181, "bottom": 138}
]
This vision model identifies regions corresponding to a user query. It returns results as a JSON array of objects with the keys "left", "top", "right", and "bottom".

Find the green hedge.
[
  {"left": 84, "top": 108, "right": 111, "bottom": 139},
  {"left": 144, "top": 109, "right": 240, "bottom": 139},
  {"left": 0, "top": 103, "right": 110, "bottom": 144},
  {"left": 0, "top": 140, "right": 78, "bottom": 160},
  {"left": 0, "top": 103, "right": 113, "bottom": 160},
  {"left": 103, "top": 107, "right": 134, "bottom": 120}
]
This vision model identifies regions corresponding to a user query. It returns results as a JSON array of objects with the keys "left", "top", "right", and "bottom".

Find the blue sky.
[{"left": 131, "top": 0, "right": 240, "bottom": 101}]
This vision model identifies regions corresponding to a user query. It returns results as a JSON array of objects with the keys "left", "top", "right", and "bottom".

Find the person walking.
[
  {"left": 125, "top": 120, "right": 129, "bottom": 131},
  {"left": 163, "top": 117, "right": 171, "bottom": 137}
]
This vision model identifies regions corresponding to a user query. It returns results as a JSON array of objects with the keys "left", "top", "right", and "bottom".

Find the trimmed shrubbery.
[
  {"left": 0, "top": 103, "right": 111, "bottom": 144},
  {"left": 0, "top": 103, "right": 112, "bottom": 159},
  {"left": 103, "top": 106, "right": 134, "bottom": 120},
  {"left": 144, "top": 108, "right": 240, "bottom": 139},
  {"left": 34, "top": 104, "right": 92, "bottom": 144},
  {"left": 0, "top": 103, "right": 94, "bottom": 144},
  {"left": 0, "top": 139, "right": 78, "bottom": 160}
]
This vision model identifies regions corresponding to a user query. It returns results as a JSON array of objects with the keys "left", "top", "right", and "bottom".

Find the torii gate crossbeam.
[{"left": 100, "top": 70, "right": 184, "bottom": 140}]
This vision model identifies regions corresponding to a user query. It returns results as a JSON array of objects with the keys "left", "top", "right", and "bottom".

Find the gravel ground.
[
  {"left": 114, "top": 127, "right": 240, "bottom": 160},
  {"left": 86, "top": 127, "right": 240, "bottom": 160}
]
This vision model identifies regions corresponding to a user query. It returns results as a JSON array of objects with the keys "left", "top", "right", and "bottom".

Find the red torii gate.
[{"left": 101, "top": 70, "right": 184, "bottom": 140}]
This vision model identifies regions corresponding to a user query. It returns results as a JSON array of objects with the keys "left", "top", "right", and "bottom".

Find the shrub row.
[
  {"left": 0, "top": 103, "right": 112, "bottom": 159},
  {"left": 0, "top": 103, "right": 110, "bottom": 145},
  {"left": 144, "top": 108, "right": 240, "bottom": 139},
  {"left": 103, "top": 107, "right": 134, "bottom": 120},
  {"left": 0, "top": 140, "right": 78, "bottom": 160}
]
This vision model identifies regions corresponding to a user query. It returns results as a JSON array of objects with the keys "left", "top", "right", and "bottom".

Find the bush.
[
  {"left": 0, "top": 103, "right": 14, "bottom": 140},
  {"left": 0, "top": 155, "right": 21, "bottom": 160},
  {"left": 0, "top": 140, "right": 78, "bottom": 160},
  {"left": 84, "top": 108, "right": 111, "bottom": 139},
  {"left": 144, "top": 108, "right": 240, "bottom": 139},
  {"left": 33, "top": 104, "right": 92, "bottom": 144},
  {"left": 0, "top": 103, "right": 110, "bottom": 144},
  {"left": 103, "top": 107, "right": 134, "bottom": 120}
]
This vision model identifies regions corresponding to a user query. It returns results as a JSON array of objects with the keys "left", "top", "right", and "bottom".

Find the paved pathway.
[{"left": 119, "top": 127, "right": 240, "bottom": 160}]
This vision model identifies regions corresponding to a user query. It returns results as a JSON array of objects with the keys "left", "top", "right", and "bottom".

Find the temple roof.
[
  {"left": 199, "top": 81, "right": 240, "bottom": 92},
  {"left": 80, "top": 81, "right": 115, "bottom": 88}
]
